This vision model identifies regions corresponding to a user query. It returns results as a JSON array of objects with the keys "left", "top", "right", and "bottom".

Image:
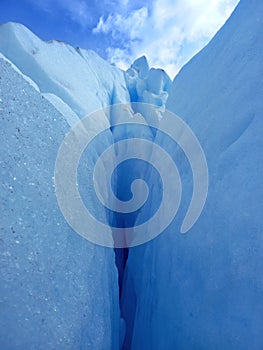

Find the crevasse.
[
  {"left": 1, "top": 1, "right": 263, "bottom": 347},
  {"left": 112, "top": 56, "right": 172, "bottom": 349}
]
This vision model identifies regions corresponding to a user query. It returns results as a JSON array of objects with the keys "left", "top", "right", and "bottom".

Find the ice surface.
[
  {"left": 0, "top": 22, "right": 130, "bottom": 119},
  {"left": 0, "top": 52, "right": 40, "bottom": 92},
  {"left": 126, "top": 57, "right": 171, "bottom": 109},
  {"left": 125, "top": 57, "right": 172, "bottom": 131},
  {"left": 122, "top": 1, "right": 263, "bottom": 349},
  {"left": 125, "top": 56, "right": 149, "bottom": 101},
  {"left": 42, "top": 92, "right": 80, "bottom": 128},
  {"left": 0, "top": 58, "right": 120, "bottom": 349}
]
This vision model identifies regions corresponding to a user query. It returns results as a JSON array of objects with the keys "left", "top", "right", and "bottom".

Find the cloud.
[
  {"left": 93, "top": 0, "right": 240, "bottom": 78},
  {"left": 93, "top": 7, "right": 148, "bottom": 39}
]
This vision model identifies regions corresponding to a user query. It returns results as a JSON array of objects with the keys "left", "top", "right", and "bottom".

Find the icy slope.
[
  {"left": 122, "top": 0, "right": 263, "bottom": 349},
  {"left": 0, "top": 57, "right": 120, "bottom": 349},
  {"left": 0, "top": 22, "right": 129, "bottom": 119}
]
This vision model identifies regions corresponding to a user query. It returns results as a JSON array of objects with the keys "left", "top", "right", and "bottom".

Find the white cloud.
[
  {"left": 93, "top": 0, "right": 240, "bottom": 78},
  {"left": 93, "top": 7, "right": 148, "bottom": 40}
]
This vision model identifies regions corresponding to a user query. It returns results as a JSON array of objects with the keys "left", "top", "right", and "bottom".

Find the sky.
[{"left": 0, "top": 0, "right": 239, "bottom": 78}]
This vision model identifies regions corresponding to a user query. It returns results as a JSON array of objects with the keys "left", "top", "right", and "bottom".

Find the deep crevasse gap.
[{"left": 112, "top": 57, "right": 172, "bottom": 349}]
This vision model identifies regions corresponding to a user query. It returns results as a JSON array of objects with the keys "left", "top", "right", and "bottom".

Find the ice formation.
[
  {"left": 122, "top": 1, "right": 263, "bottom": 349},
  {"left": 1, "top": 0, "right": 263, "bottom": 349},
  {"left": 0, "top": 56, "right": 120, "bottom": 349}
]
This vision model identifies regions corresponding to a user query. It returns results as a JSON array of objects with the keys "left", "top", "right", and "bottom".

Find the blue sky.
[{"left": 0, "top": 0, "right": 239, "bottom": 78}]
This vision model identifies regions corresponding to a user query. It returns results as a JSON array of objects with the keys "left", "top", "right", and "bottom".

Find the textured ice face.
[
  {"left": 0, "top": 57, "right": 120, "bottom": 350},
  {"left": 122, "top": 1, "right": 263, "bottom": 349},
  {"left": 125, "top": 56, "right": 172, "bottom": 113}
]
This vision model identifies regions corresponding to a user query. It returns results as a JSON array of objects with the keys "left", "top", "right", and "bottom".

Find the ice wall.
[
  {"left": 0, "top": 57, "right": 120, "bottom": 349},
  {"left": 121, "top": 0, "right": 263, "bottom": 349}
]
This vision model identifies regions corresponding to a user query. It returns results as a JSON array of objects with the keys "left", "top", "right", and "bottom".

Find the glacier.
[
  {"left": 1, "top": 0, "right": 263, "bottom": 349},
  {"left": 121, "top": 1, "right": 263, "bottom": 349}
]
